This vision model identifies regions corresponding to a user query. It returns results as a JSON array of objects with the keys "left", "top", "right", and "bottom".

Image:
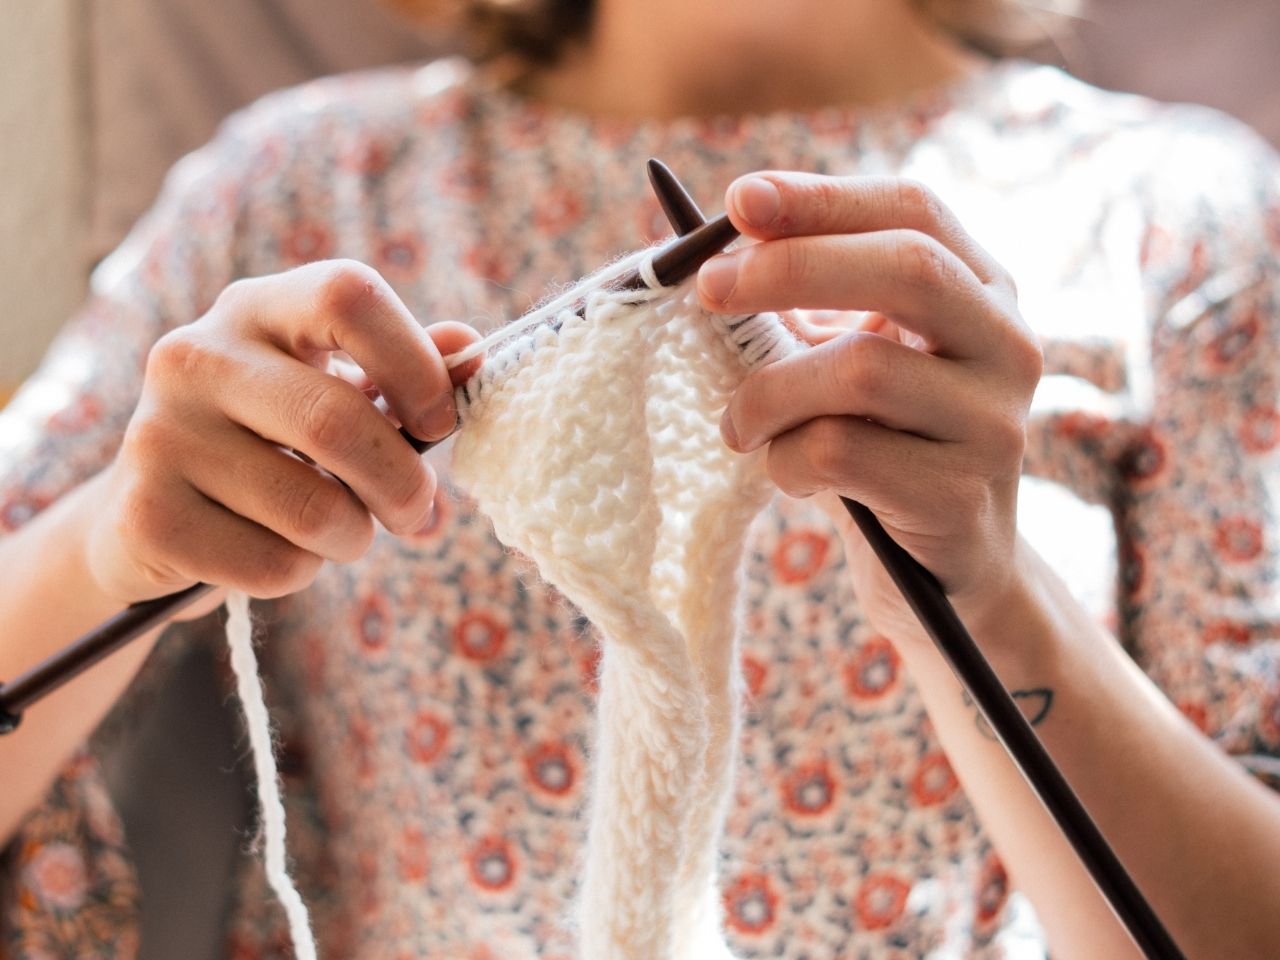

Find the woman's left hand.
[{"left": 697, "top": 172, "right": 1043, "bottom": 650}]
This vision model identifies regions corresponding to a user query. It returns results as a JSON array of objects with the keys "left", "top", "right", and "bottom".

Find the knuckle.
[
  {"left": 385, "top": 464, "right": 436, "bottom": 535},
  {"left": 146, "top": 328, "right": 231, "bottom": 390},
  {"left": 340, "top": 514, "right": 377, "bottom": 561},
  {"left": 994, "top": 264, "right": 1019, "bottom": 300},
  {"left": 802, "top": 176, "right": 844, "bottom": 227},
  {"left": 987, "top": 413, "right": 1029, "bottom": 462},
  {"left": 294, "top": 380, "right": 360, "bottom": 457},
  {"left": 212, "top": 277, "right": 258, "bottom": 317},
  {"left": 775, "top": 238, "right": 817, "bottom": 291},
  {"left": 894, "top": 179, "right": 945, "bottom": 231},
  {"left": 318, "top": 259, "right": 385, "bottom": 325},
  {"left": 289, "top": 480, "right": 348, "bottom": 541},
  {"left": 253, "top": 547, "right": 322, "bottom": 598},
  {"left": 1012, "top": 327, "right": 1045, "bottom": 385},
  {"left": 122, "top": 409, "right": 173, "bottom": 465},
  {"left": 802, "top": 418, "right": 853, "bottom": 483},
  {"left": 896, "top": 234, "right": 953, "bottom": 292},
  {"left": 832, "top": 333, "right": 890, "bottom": 399},
  {"left": 116, "top": 480, "right": 165, "bottom": 549}
]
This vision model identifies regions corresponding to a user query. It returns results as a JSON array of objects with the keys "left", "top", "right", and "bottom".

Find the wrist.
[{"left": 897, "top": 537, "right": 1066, "bottom": 681}]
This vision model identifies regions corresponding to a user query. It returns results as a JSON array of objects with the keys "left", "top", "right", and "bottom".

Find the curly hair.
[{"left": 384, "top": 0, "right": 1080, "bottom": 65}]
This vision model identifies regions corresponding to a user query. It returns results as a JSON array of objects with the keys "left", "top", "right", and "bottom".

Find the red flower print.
[
  {"left": 342, "top": 138, "right": 392, "bottom": 176},
  {"left": 974, "top": 855, "right": 1009, "bottom": 928},
  {"left": 782, "top": 760, "right": 838, "bottom": 816},
  {"left": 358, "top": 850, "right": 379, "bottom": 915},
  {"left": 468, "top": 837, "right": 518, "bottom": 892},
  {"left": 417, "top": 88, "right": 468, "bottom": 127},
  {"left": 1053, "top": 410, "right": 1110, "bottom": 441},
  {"left": 438, "top": 159, "right": 490, "bottom": 200},
  {"left": 1206, "top": 311, "right": 1260, "bottom": 370},
  {"left": 1119, "top": 429, "right": 1169, "bottom": 486},
  {"left": 406, "top": 711, "right": 450, "bottom": 765},
  {"left": 722, "top": 872, "right": 779, "bottom": 935},
  {"left": 1200, "top": 619, "right": 1251, "bottom": 647},
  {"left": 0, "top": 491, "right": 51, "bottom": 532},
  {"left": 454, "top": 610, "right": 508, "bottom": 661},
  {"left": 1241, "top": 405, "right": 1280, "bottom": 453},
  {"left": 1178, "top": 700, "right": 1210, "bottom": 733},
  {"left": 46, "top": 394, "right": 102, "bottom": 433},
  {"left": 772, "top": 529, "right": 831, "bottom": 584},
  {"left": 23, "top": 843, "right": 89, "bottom": 911},
  {"left": 844, "top": 636, "right": 901, "bottom": 701},
  {"left": 533, "top": 187, "right": 584, "bottom": 235},
  {"left": 741, "top": 654, "right": 767, "bottom": 698},
  {"left": 280, "top": 221, "right": 334, "bottom": 264},
  {"left": 854, "top": 872, "right": 911, "bottom": 931},
  {"left": 1215, "top": 516, "right": 1264, "bottom": 563},
  {"left": 397, "top": 826, "right": 431, "bottom": 883},
  {"left": 355, "top": 593, "right": 393, "bottom": 655},
  {"left": 1261, "top": 694, "right": 1280, "bottom": 747},
  {"left": 909, "top": 752, "right": 959, "bottom": 807},
  {"left": 579, "top": 644, "right": 602, "bottom": 693},
  {"left": 1119, "top": 541, "right": 1146, "bottom": 597},
  {"left": 376, "top": 233, "right": 425, "bottom": 282},
  {"left": 348, "top": 715, "right": 376, "bottom": 784},
  {"left": 463, "top": 244, "right": 513, "bottom": 285},
  {"left": 524, "top": 742, "right": 577, "bottom": 797}
]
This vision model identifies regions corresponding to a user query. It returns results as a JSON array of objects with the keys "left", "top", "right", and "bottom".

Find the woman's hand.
[
  {"left": 698, "top": 173, "right": 1042, "bottom": 649},
  {"left": 85, "top": 260, "right": 481, "bottom": 606}
]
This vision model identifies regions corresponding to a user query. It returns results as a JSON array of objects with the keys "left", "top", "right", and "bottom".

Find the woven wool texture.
[{"left": 450, "top": 263, "right": 795, "bottom": 959}]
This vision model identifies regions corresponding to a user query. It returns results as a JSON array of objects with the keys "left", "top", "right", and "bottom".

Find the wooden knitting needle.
[
  {"left": 0, "top": 212, "right": 741, "bottom": 733},
  {"left": 645, "top": 157, "right": 1187, "bottom": 960}
]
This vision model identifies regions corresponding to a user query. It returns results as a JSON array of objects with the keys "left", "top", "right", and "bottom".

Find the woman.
[{"left": 2, "top": 0, "right": 1278, "bottom": 956}]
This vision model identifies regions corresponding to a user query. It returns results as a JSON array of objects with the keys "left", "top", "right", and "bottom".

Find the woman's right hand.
[{"left": 84, "top": 260, "right": 480, "bottom": 606}]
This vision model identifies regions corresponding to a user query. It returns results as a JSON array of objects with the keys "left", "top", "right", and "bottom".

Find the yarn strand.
[{"left": 226, "top": 591, "right": 319, "bottom": 960}]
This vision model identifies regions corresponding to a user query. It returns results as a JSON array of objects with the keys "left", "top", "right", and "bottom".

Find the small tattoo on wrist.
[{"left": 961, "top": 687, "right": 1054, "bottom": 741}]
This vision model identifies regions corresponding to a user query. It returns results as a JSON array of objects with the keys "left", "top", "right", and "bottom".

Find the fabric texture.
[
  {"left": 2, "top": 56, "right": 1279, "bottom": 958},
  {"left": 451, "top": 270, "right": 793, "bottom": 958}
]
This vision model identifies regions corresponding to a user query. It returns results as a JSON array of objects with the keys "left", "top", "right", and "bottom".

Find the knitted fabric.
[
  {"left": 449, "top": 255, "right": 794, "bottom": 958},
  {"left": 225, "top": 248, "right": 796, "bottom": 959}
]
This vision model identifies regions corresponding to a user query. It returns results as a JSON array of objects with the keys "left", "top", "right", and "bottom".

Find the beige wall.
[{"left": 0, "top": 1, "right": 84, "bottom": 388}]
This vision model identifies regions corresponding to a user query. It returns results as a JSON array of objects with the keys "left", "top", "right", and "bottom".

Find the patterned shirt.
[{"left": 2, "top": 56, "right": 1279, "bottom": 959}]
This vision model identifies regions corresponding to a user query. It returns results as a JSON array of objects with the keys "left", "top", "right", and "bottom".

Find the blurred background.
[{"left": 3, "top": 0, "right": 1280, "bottom": 397}]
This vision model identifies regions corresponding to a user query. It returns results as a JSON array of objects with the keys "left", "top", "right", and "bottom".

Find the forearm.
[
  {"left": 0, "top": 471, "right": 164, "bottom": 844},
  {"left": 901, "top": 538, "right": 1280, "bottom": 960}
]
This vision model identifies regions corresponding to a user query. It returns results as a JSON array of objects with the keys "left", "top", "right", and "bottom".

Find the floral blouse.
[{"left": 2, "top": 56, "right": 1278, "bottom": 959}]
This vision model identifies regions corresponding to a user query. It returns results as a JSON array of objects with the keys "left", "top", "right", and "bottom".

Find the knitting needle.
[
  {"left": 645, "top": 157, "right": 1187, "bottom": 960},
  {"left": 0, "top": 213, "right": 742, "bottom": 733}
]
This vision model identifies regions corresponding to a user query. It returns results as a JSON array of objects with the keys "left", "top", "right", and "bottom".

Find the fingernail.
[
  {"left": 720, "top": 409, "right": 741, "bottom": 451},
  {"left": 699, "top": 253, "right": 739, "bottom": 305},
  {"left": 420, "top": 392, "right": 457, "bottom": 440},
  {"left": 732, "top": 177, "right": 781, "bottom": 229}
]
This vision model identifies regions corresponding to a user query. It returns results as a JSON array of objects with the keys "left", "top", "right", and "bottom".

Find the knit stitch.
[{"left": 451, "top": 260, "right": 794, "bottom": 958}]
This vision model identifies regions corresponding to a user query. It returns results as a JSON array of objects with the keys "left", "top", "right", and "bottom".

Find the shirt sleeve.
[
  {"left": 0, "top": 101, "right": 273, "bottom": 956},
  {"left": 1116, "top": 114, "right": 1280, "bottom": 785}
]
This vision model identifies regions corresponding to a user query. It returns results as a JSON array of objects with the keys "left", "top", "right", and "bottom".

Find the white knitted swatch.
[{"left": 451, "top": 259, "right": 795, "bottom": 959}]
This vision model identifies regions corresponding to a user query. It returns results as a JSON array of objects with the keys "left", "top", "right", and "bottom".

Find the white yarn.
[
  {"left": 223, "top": 251, "right": 795, "bottom": 959},
  {"left": 225, "top": 591, "right": 319, "bottom": 960},
  {"left": 451, "top": 268, "right": 795, "bottom": 959}
]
